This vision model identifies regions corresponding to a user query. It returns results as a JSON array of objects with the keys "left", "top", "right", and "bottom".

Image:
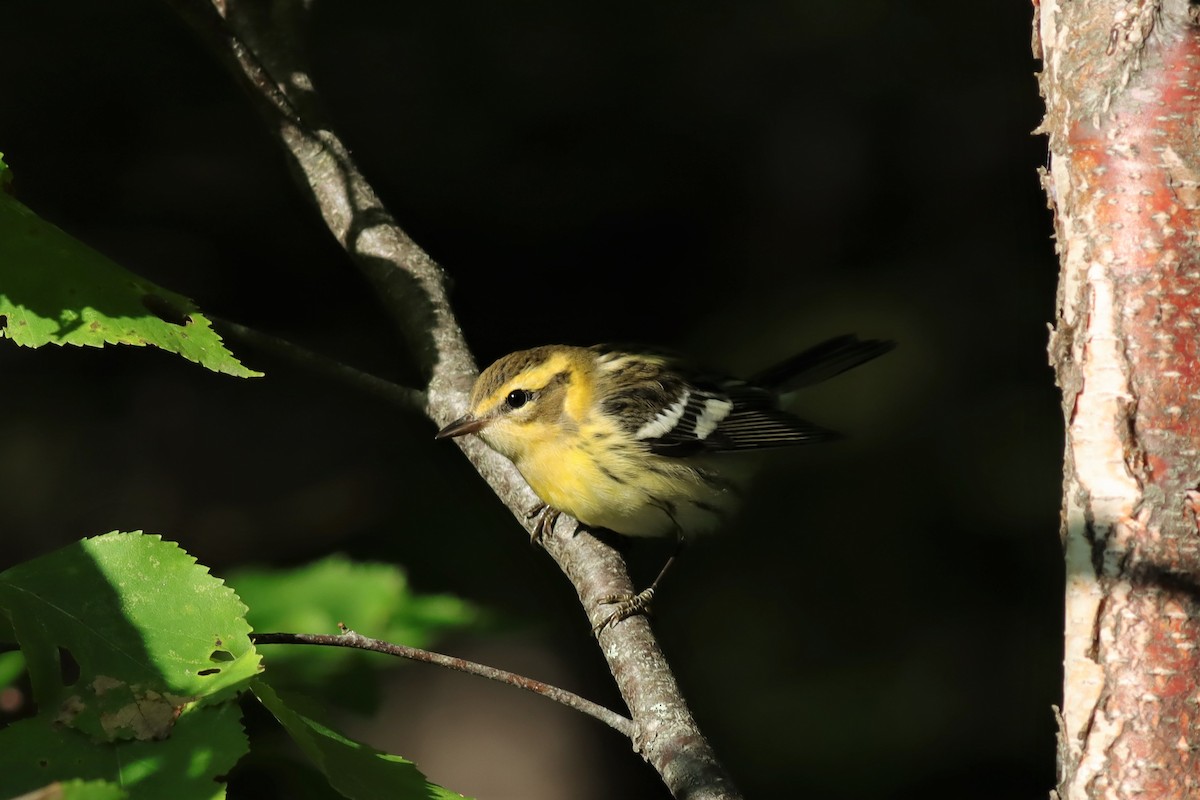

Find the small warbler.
[{"left": 437, "top": 335, "right": 893, "bottom": 626}]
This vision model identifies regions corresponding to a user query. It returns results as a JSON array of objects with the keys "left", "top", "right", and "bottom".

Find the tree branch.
[
  {"left": 166, "top": 1, "right": 742, "bottom": 797},
  {"left": 252, "top": 628, "right": 635, "bottom": 737},
  {"left": 208, "top": 314, "right": 427, "bottom": 412}
]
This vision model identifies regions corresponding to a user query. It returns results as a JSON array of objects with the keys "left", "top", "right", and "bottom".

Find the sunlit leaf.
[
  {"left": 0, "top": 185, "right": 261, "bottom": 377},
  {"left": 0, "top": 532, "right": 261, "bottom": 741}
]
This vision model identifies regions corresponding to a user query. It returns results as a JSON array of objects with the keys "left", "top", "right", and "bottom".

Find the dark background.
[{"left": 0, "top": 2, "right": 1060, "bottom": 798}]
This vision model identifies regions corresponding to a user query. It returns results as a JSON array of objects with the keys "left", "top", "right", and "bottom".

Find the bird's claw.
[
  {"left": 526, "top": 504, "right": 562, "bottom": 546},
  {"left": 526, "top": 504, "right": 585, "bottom": 545},
  {"left": 592, "top": 587, "right": 656, "bottom": 634}
]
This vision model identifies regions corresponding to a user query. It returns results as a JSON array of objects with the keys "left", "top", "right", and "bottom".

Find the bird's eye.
[{"left": 506, "top": 390, "right": 531, "bottom": 409}]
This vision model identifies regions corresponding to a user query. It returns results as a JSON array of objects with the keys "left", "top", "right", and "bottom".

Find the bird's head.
[{"left": 435, "top": 346, "right": 589, "bottom": 460}]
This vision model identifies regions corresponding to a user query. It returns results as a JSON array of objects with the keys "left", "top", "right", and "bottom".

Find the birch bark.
[{"left": 1037, "top": 1, "right": 1200, "bottom": 796}]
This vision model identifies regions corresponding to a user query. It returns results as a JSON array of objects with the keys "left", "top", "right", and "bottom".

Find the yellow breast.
[{"left": 510, "top": 420, "right": 738, "bottom": 538}]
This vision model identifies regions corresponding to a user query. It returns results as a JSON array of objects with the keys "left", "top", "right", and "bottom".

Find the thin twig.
[
  {"left": 208, "top": 314, "right": 426, "bottom": 412},
  {"left": 252, "top": 628, "right": 635, "bottom": 737}
]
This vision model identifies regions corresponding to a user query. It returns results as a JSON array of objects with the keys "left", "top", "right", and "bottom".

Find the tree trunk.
[{"left": 1037, "top": 1, "right": 1200, "bottom": 796}]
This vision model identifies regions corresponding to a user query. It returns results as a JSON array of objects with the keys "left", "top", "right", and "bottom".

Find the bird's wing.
[{"left": 618, "top": 373, "right": 837, "bottom": 457}]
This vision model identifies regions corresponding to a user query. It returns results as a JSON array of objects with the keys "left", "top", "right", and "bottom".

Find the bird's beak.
[{"left": 435, "top": 414, "right": 488, "bottom": 440}]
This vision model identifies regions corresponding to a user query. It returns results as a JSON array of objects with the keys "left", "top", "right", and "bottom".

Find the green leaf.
[
  {"left": 59, "top": 779, "right": 130, "bottom": 800},
  {"left": 0, "top": 190, "right": 261, "bottom": 377},
  {"left": 14, "top": 779, "right": 130, "bottom": 800},
  {"left": 0, "top": 532, "right": 262, "bottom": 741},
  {"left": 0, "top": 152, "right": 11, "bottom": 192},
  {"left": 252, "top": 680, "right": 468, "bottom": 800},
  {"left": 231, "top": 555, "right": 481, "bottom": 645},
  {"left": 229, "top": 556, "right": 480, "bottom": 696},
  {"left": 0, "top": 701, "right": 246, "bottom": 800},
  {"left": 0, "top": 648, "right": 25, "bottom": 688}
]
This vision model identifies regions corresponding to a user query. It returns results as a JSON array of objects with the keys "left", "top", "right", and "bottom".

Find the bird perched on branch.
[{"left": 437, "top": 335, "right": 894, "bottom": 628}]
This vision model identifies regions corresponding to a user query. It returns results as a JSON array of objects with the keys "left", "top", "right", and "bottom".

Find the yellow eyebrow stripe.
[{"left": 476, "top": 352, "right": 577, "bottom": 413}]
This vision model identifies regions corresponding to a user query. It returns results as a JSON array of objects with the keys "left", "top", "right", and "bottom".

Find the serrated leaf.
[
  {"left": 0, "top": 701, "right": 246, "bottom": 800},
  {"left": 252, "top": 680, "right": 468, "bottom": 800},
  {"left": 0, "top": 532, "right": 262, "bottom": 741},
  {"left": 0, "top": 190, "right": 261, "bottom": 377},
  {"left": 229, "top": 556, "right": 480, "bottom": 693}
]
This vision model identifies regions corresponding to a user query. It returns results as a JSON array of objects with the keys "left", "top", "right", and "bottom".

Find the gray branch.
[
  {"left": 166, "top": 1, "right": 742, "bottom": 797},
  {"left": 252, "top": 628, "right": 635, "bottom": 738},
  {"left": 208, "top": 314, "right": 427, "bottom": 412}
]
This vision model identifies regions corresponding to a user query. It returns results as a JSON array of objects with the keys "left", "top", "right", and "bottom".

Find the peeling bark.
[{"left": 1037, "top": 0, "right": 1200, "bottom": 796}]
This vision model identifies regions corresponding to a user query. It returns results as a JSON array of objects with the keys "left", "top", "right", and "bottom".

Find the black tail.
[{"left": 750, "top": 335, "right": 895, "bottom": 391}]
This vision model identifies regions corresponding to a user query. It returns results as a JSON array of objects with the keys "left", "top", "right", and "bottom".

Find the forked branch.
[{"left": 166, "top": 1, "right": 741, "bottom": 797}]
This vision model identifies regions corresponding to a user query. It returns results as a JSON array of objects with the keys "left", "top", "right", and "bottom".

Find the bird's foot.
[
  {"left": 593, "top": 587, "right": 655, "bottom": 634},
  {"left": 526, "top": 504, "right": 562, "bottom": 546}
]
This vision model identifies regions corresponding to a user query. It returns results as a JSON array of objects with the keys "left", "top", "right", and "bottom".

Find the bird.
[{"left": 436, "top": 335, "right": 894, "bottom": 628}]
